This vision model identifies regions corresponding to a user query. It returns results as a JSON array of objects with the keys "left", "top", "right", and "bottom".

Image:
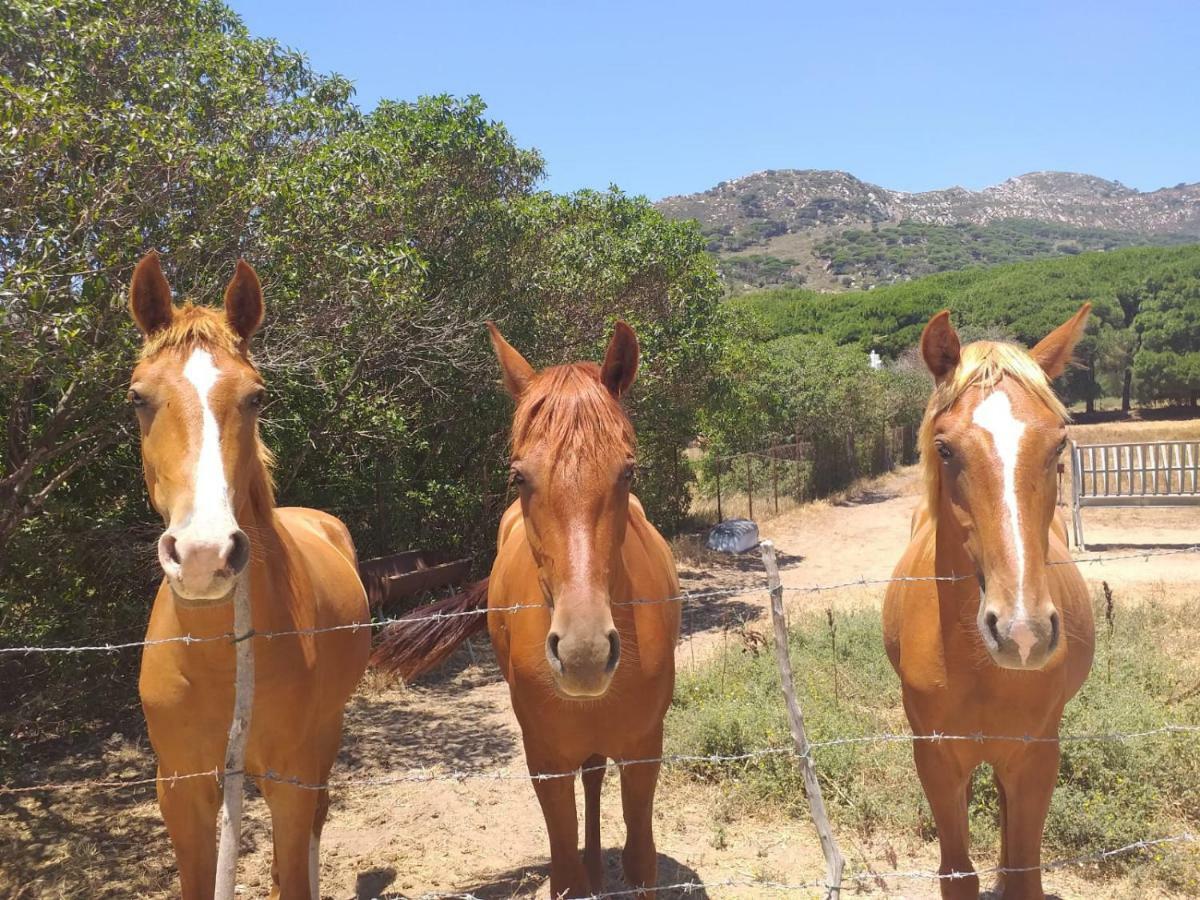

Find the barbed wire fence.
[{"left": 2, "top": 543, "right": 1199, "bottom": 898}]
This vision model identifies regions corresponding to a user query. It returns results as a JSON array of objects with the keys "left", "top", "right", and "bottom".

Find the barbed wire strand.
[
  {"left": 4, "top": 548, "right": 1199, "bottom": 893},
  {"left": 2, "top": 546, "right": 1196, "bottom": 656},
  {"left": 5, "top": 724, "right": 1199, "bottom": 797}
]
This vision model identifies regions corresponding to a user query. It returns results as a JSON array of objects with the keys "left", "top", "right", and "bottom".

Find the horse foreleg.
[
  {"left": 306, "top": 714, "right": 347, "bottom": 900},
  {"left": 529, "top": 760, "right": 589, "bottom": 898},
  {"left": 995, "top": 746, "right": 1059, "bottom": 900},
  {"left": 261, "top": 777, "right": 320, "bottom": 900},
  {"left": 618, "top": 752, "right": 661, "bottom": 898},
  {"left": 913, "top": 743, "right": 978, "bottom": 900},
  {"left": 156, "top": 765, "right": 221, "bottom": 900},
  {"left": 582, "top": 753, "right": 607, "bottom": 892}
]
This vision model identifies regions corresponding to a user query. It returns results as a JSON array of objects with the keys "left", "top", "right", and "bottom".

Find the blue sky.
[{"left": 230, "top": 0, "right": 1198, "bottom": 200}]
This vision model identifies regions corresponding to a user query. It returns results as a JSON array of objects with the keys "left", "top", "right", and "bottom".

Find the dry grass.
[{"left": 1070, "top": 417, "right": 1200, "bottom": 447}]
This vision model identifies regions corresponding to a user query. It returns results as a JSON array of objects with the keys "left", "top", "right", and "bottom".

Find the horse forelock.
[
  {"left": 139, "top": 304, "right": 248, "bottom": 362},
  {"left": 511, "top": 363, "right": 635, "bottom": 465},
  {"left": 919, "top": 340, "right": 1069, "bottom": 521}
]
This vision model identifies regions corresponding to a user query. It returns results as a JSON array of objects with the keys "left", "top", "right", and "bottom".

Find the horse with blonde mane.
[
  {"left": 128, "top": 252, "right": 370, "bottom": 899},
  {"left": 374, "top": 321, "right": 680, "bottom": 898},
  {"left": 884, "top": 305, "right": 1096, "bottom": 899}
]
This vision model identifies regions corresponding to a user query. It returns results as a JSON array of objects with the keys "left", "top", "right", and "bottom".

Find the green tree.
[
  {"left": 0, "top": 0, "right": 724, "bottom": 753},
  {"left": 1132, "top": 267, "right": 1200, "bottom": 405}
]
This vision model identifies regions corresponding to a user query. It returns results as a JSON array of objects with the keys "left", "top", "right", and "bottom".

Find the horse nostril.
[
  {"left": 160, "top": 534, "right": 181, "bottom": 566},
  {"left": 546, "top": 632, "right": 561, "bottom": 664},
  {"left": 605, "top": 630, "right": 621, "bottom": 673},
  {"left": 1048, "top": 611, "right": 1060, "bottom": 651},
  {"left": 984, "top": 611, "right": 1001, "bottom": 644},
  {"left": 226, "top": 530, "right": 250, "bottom": 574}
]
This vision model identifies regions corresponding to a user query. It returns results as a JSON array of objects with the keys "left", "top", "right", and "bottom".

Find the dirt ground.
[{"left": 3, "top": 422, "right": 1198, "bottom": 899}]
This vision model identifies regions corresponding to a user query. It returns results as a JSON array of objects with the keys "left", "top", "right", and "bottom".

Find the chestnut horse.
[
  {"left": 884, "top": 305, "right": 1096, "bottom": 899},
  {"left": 128, "top": 252, "right": 370, "bottom": 899},
  {"left": 374, "top": 321, "right": 680, "bottom": 898}
]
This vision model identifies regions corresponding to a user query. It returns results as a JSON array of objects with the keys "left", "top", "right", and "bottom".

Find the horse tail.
[{"left": 370, "top": 579, "right": 490, "bottom": 679}]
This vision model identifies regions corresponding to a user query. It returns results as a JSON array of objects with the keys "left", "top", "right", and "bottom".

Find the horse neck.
[
  {"left": 234, "top": 453, "right": 278, "bottom": 535},
  {"left": 931, "top": 498, "right": 974, "bottom": 574},
  {"left": 226, "top": 452, "right": 304, "bottom": 614}
]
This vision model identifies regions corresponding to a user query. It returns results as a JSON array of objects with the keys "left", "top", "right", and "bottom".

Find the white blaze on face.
[
  {"left": 181, "top": 349, "right": 235, "bottom": 532},
  {"left": 568, "top": 522, "right": 593, "bottom": 589},
  {"left": 972, "top": 391, "right": 1034, "bottom": 658}
]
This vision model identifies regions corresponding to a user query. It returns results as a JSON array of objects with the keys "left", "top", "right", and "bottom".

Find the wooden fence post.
[
  {"left": 715, "top": 457, "right": 723, "bottom": 523},
  {"left": 746, "top": 455, "right": 754, "bottom": 521},
  {"left": 771, "top": 451, "right": 779, "bottom": 515},
  {"left": 761, "top": 541, "right": 845, "bottom": 899},
  {"left": 795, "top": 441, "right": 803, "bottom": 502},
  {"left": 214, "top": 575, "right": 254, "bottom": 900}
]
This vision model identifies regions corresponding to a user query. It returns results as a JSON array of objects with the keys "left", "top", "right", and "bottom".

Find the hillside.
[
  {"left": 656, "top": 170, "right": 1200, "bottom": 291},
  {"left": 729, "top": 244, "right": 1200, "bottom": 410}
]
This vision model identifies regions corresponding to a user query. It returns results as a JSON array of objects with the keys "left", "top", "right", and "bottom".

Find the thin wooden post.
[
  {"left": 715, "top": 457, "right": 723, "bottom": 522},
  {"left": 771, "top": 451, "right": 779, "bottom": 515},
  {"left": 795, "top": 441, "right": 803, "bottom": 501},
  {"left": 215, "top": 576, "right": 254, "bottom": 900},
  {"left": 746, "top": 455, "right": 754, "bottom": 521},
  {"left": 1070, "top": 442, "right": 1085, "bottom": 550},
  {"left": 374, "top": 458, "right": 386, "bottom": 553},
  {"left": 761, "top": 541, "right": 845, "bottom": 898}
]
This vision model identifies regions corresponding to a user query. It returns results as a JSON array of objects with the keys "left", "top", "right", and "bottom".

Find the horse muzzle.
[
  {"left": 545, "top": 624, "right": 621, "bottom": 698},
  {"left": 978, "top": 602, "right": 1060, "bottom": 670},
  {"left": 158, "top": 528, "right": 250, "bottom": 606}
]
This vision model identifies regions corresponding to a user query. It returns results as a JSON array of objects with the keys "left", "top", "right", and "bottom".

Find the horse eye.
[
  {"left": 1056, "top": 439, "right": 1068, "bottom": 455},
  {"left": 248, "top": 390, "right": 266, "bottom": 410},
  {"left": 128, "top": 389, "right": 147, "bottom": 408},
  {"left": 510, "top": 467, "right": 526, "bottom": 486},
  {"left": 936, "top": 442, "right": 953, "bottom": 460},
  {"left": 621, "top": 463, "right": 636, "bottom": 482}
]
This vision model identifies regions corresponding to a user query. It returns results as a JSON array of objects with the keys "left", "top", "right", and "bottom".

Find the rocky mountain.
[{"left": 655, "top": 170, "right": 1200, "bottom": 292}]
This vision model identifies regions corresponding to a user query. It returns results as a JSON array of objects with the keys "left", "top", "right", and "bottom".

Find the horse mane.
[
  {"left": 919, "top": 340, "right": 1069, "bottom": 521},
  {"left": 511, "top": 363, "right": 635, "bottom": 464},
  {"left": 139, "top": 303, "right": 277, "bottom": 510}
]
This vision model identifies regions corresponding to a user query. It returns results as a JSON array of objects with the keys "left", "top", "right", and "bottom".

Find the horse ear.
[
  {"left": 129, "top": 251, "right": 174, "bottom": 336},
  {"left": 1030, "top": 302, "right": 1092, "bottom": 380},
  {"left": 920, "top": 310, "right": 960, "bottom": 384},
  {"left": 486, "top": 322, "right": 535, "bottom": 398},
  {"left": 600, "top": 321, "right": 639, "bottom": 400},
  {"left": 223, "top": 260, "right": 264, "bottom": 342}
]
